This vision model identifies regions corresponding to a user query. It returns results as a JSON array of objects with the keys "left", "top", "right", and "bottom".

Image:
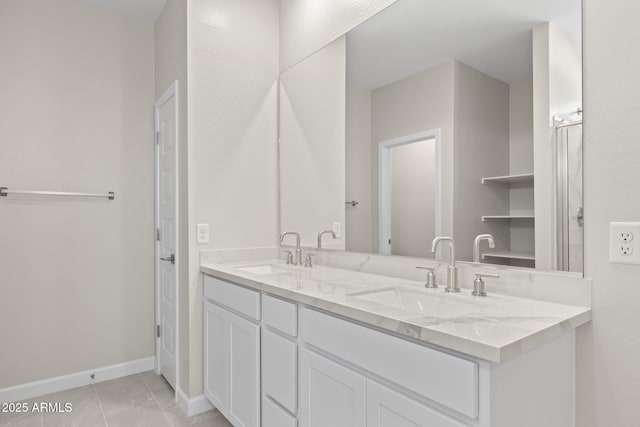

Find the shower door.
[{"left": 555, "top": 123, "right": 583, "bottom": 272}]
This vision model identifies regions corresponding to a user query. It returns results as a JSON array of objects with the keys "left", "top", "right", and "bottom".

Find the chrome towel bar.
[{"left": 0, "top": 187, "right": 115, "bottom": 200}]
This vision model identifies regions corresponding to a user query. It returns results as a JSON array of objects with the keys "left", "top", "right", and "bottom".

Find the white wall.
[
  {"left": 509, "top": 81, "right": 534, "bottom": 174},
  {"left": 280, "top": 37, "right": 346, "bottom": 249},
  {"left": 0, "top": 0, "right": 155, "bottom": 388},
  {"left": 279, "top": 0, "right": 397, "bottom": 71},
  {"left": 154, "top": 0, "right": 190, "bottom": 394},
  {"left": 345, "top": 84, "right": 373, "bottom": 253},
  {"left": 533, "top": 23, "right": 582, "bottom": 271},
  {"left": 186, "top": 0, "right": 280, "bottom": 397},
  {"left": 577, "top": 0, "right": 640, "bottom": 425}
]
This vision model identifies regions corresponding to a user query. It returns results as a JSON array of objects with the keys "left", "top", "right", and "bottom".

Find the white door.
[
  {"left": 299, "top": 348, "right": 366, "bottom": 427},
  {"left": 366, "top": 381, "right": 465, "bottom": 427},
  {"left": 155, "top": 82, "right": 179, "bottom": 389}
]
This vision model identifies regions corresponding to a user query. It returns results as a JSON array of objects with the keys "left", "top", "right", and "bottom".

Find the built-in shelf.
[
  {"left": 481, "top": 173, "right": 534, "bottom": 185},
  {"left": 481, "top": 215, "right": 535, "bottom": 222},
  {"left": 482, "top": 251, "right": 536, "bottom": 261}
]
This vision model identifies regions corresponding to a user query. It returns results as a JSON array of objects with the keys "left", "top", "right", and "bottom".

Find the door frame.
[
  {"left": 378, "top": 129, "right": 442, "bottom": 255},
  {"left": 154, "top": 81, "right": 180, "bottom": 389}
]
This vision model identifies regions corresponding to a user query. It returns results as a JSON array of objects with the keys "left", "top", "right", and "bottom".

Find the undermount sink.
[
  {"left": 231, "top": 262, "right": 292, "bottom": 276},
  {"left": 347, "top": 286, "right": 482, "bottom": 318}
]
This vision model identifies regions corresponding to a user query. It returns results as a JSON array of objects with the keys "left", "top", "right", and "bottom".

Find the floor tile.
[
  {"left": 191, "top": 413, "right": 233, "bottom": 427},
  {"left": 4, "top": 412, "right": 42, "bottom": 427},
  {"left": 105, "top": 403, "right": 171, "bottom": 427},
  {"left": 42, "top": 393, "right": 105, "bottom": 427},
  {"left": 163, "top": 405, "right": 224, "bottom": 427},
  {"left": 150, "top": 385, "right": 175, "bottom": 410},
  {"left": 40, "top": 385, "right": 96, "bottom": 405},
  {"left": 95, "top": 375, "right": 154, "bottom": 415},
  {"left": 1, "top": 396, "right": 47, "bottom": 426},
  {"left": 139, "top": 371, "right": 172, "bottom": 392}
]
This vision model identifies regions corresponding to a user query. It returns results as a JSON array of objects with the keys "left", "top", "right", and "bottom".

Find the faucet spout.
[
  {"left": 473, "top": 234, "right": 496, "bottom": 263},
  {"left": 280, "top": 231, "right": 302, "bottom": 265},
  {"left": 317, "top": 230, "right": 337, "bottom": 249},
  {"left": 431, "top": 236, "right": 456, "bottom": 266},
  {"left": 431, "top": 236, "right": 459, "bottom": 292}
]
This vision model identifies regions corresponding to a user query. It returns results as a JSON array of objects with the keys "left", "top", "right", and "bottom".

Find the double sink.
[{"left": 229, "top": 261, "right": 484, "bottom": 318}]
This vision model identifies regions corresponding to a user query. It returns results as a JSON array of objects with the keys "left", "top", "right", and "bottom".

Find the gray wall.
[
  {"left": 346, "top": 84, "right": 374, "bottom": 253},
  {"left": 371, "top": 61, "right": 456, "bottom": 254},
  {"left": 0, "top": 0, "right": 155, "bottom": 388},
  {"left": 453, "top": 61, "right": 511, "bottom": 261}
]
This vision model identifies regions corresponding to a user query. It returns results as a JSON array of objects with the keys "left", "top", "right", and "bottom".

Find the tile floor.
[{"left": 1, "top": 371, "right": 232, "bottom": 427}]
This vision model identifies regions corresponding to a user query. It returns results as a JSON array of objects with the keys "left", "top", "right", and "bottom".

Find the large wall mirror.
[{"left": 279, "top": 0, "right": 583, "bottom": 274}]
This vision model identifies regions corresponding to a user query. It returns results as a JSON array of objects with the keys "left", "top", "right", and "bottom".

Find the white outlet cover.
[
  {"left": 196, "top": 224, "right": 210, "bottom": 244},
  {"left": 332, "top": 222, "right": 342, "bottom": 238},
  {"left": 610, "top": 222, "right": 640, "bottom": 264}
]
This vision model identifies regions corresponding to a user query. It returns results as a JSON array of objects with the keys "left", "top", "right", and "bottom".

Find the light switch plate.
[
  {"left": 610, "top": 222, "right": 640, "bottom": 264},
  {"left": 196, "top": 224, "right": 210, "bottom": 244}
]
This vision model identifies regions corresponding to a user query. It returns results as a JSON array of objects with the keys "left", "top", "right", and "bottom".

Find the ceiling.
[
  {"left": 80, "top": 0, "right": 168, "bottom": 23},
  {"left": 347, "top": 0, "right": 581, "bottom": 89}
]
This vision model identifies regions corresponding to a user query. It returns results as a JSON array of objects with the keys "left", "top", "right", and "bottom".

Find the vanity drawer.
[
  {"left": 204, "top": 276, "right": 260, "bottom": 321},
  {"left": 299, "top": 307, "right": 478, "bottom": 418},
  {"left": 263, "top": 396, "right": 297, "bottom": 427},
  {"left": 262, "top": 329, "right": 297, "bottom": 413},
  {"left": 262, "top": 294, "right": 297, "bottom": 336}
]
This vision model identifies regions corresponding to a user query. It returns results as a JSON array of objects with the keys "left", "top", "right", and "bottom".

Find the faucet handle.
[
  {"left": 472, "top": 273, "right": 500, "bottom": 297},
  {"left": 415, "top": 266, "right": 437, "bottom": 288},
  {"left": 283, "top": 250, "right": 294, "bottom": 265},
  {"left": 304, "top": 253, "right": 316, "bottom": 268}
]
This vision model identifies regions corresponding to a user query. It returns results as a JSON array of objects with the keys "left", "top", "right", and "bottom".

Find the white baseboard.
[
  {"left": 176, "top": 387, "right": 215, "bottom": 417},
  {"left": 0, "top": 357, "right": 155, "bottom": 404}
]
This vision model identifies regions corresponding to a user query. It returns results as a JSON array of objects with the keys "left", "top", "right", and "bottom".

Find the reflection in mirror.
[
  {"left": 378, "top": 131, "right": 440, "bottom": 258},
  {"left": 279, "top": 0, "right": 583, "bottom": 274}
]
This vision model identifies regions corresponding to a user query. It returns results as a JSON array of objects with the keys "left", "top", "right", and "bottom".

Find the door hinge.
[
  {"left": 156, "top": 131, "right": 160, "bottom": 145},
  {"left": 157, "top": 325, "right": 161, "bottom": 338},
  {"left": 389, "top": 238, "right": 392, "bottom": 244},
  {"left": 156, "top": 228, "right": 160, "bottom": 241}
]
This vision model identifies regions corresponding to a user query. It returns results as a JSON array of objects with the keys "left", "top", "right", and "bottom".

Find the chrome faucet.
[
  {"left": 473, "top": 234, "right": 496, "bottom": 263},
  {"left": 280, "top": 231, "right": 302, "bottom": 265},
  {"left": 431, "top": 237, "right": 459, "bottom": 292},
  {"left": 317, "top": 230, "right": 336, "bottom": 249}
]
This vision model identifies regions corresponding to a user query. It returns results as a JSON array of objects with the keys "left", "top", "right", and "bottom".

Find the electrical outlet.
[
  {"left": 332, "top": 222, "right": 342, "bottom": 238},
  {"left": 196, "top": 224, "right": 210, "bottom": 244},
  {"left": 610, "top": 222, "right": 640, "bottom": 264}
]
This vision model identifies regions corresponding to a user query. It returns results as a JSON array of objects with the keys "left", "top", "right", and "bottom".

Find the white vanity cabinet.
[
  {"left": 204, "top": 275, "right": 576, "bottom": 427},
  {"left": 261, "top": 295, "right": 299, "bottom": 426},
  {"left": 299, "top": 348, "right": 366, "bottom": 427},
  {"left": 204, "top": 277, "right": 261, "bottom": 427}
]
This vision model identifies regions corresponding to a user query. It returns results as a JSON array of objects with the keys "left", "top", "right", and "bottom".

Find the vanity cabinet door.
[
  {"left": 228, "top": 311, "right": 260, "bottom": 427},
  {"left": 299, "top": 348, "right": 366, "bottom": 427},
  {"left": 204, "top": 301, "right": 260, "bottom": 427},
  {"left": 204, "top": 301, "right": 228, "bottom": 411},
  {"left": 366, "top": 381, "right": 468, "bottom": 427}
]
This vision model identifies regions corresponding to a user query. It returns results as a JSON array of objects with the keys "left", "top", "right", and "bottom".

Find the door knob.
[{"left": 160, "top": 254, "right": 175, "bottom": 264}]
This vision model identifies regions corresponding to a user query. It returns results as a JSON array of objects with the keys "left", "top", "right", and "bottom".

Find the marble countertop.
[{"left": 200, "top": 253, "right": 591, "bottom": 363}]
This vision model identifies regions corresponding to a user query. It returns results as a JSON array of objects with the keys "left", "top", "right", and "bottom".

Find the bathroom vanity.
[{"left": 201, "top": 250, "right": 590, "bottom": 427}]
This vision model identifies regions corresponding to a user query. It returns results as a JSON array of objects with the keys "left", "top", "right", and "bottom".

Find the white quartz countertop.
[{"left": 200, "top": 257, "right": 591, "bottom": 363}]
